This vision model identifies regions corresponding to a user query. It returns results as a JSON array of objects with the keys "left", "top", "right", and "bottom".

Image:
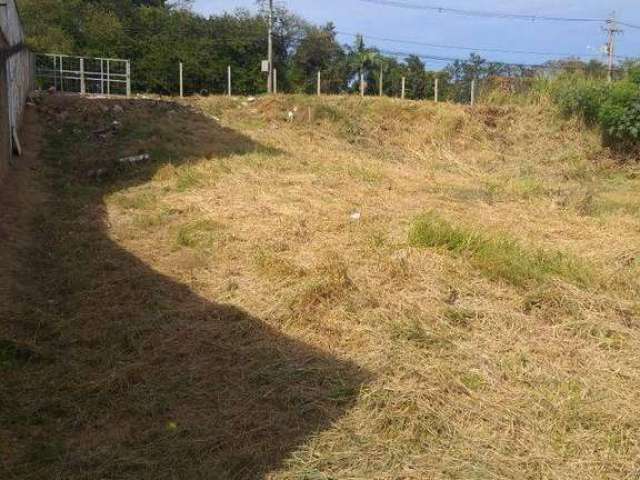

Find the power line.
[
  {"left": 618, "top": 21, "right": 640, "bottom": 30},
  {"left": 336, "top": 30, "right": 614, "bottom": 59},
  {"left": 379, "top": 47, "right": 625, "bottom": 72},
  {"left": 355, "top": 0, "right": 606, "bottom": 23}
]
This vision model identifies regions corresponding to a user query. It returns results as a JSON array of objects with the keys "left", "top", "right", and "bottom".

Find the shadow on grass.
[{"left": 1, "top": 96, "right": 370, "bottom": 479}]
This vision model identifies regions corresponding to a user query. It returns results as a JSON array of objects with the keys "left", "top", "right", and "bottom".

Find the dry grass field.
[{"left": 2, "top": 92, "right": 640, "bottom": 479}]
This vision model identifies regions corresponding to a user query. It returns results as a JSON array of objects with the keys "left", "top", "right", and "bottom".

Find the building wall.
[
  {"left": 0, "top": 0, "right": 32, "bottom": 177},
  {"left": 0, "top": 32, "right": 10, "bottom": 178}
]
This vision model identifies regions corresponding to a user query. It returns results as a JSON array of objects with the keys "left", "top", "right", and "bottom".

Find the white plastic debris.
[{"left": 118, "top": 153, "right": 151, "bottom": 165}]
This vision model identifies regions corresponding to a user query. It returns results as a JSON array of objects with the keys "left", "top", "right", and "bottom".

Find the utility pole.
[
  {"left": 267, "top": 0, "right": 274, "bottom": 93},
  {"left": 604, "top": 13, "right": 622, "bottom": 84}
]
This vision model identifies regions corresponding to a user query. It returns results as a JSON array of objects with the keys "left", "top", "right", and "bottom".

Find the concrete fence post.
[
  {"left": 79, "top": 58, "right": 85, "bottom": 94},
  {"left": 471, "top": 79, "right": 476, "bottom": 106},
  {"left": 59, "top": 55, "right": 64, "bottom": 92},
  {"left": 401, "top": 76, "right": 406, "bottom": 99},
  {"left": 435, "top": 78, "right": 439, "bottom": 103},
  {"left": 100, "top": 59, "right": 104, "bottom": 94},
  {"left": 126, "top": 60, "right": 131, "bottom": 97},
  {"left": 273, "top": 68, "right": 277, "bottom": 94},
  {"left": 227, "top": 65, "right": 231, "bottom": 96},
  {"left": 179, "top": 62, "right": 184, "bottom": 98}
]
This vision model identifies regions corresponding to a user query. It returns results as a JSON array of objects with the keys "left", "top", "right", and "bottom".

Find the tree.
[
  {"left": 404, "top": 55, "right": 428, "bottom": 99},
  {"left": 347, "top": 35, "right": 379, "bottom": 96},
  {"left": 291, "top": 23, "right": 347, "bottom": 94}
]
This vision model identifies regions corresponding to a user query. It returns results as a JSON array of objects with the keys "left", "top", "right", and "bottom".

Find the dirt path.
[{"left": 0, "top": 104, "right": 44, "bottom": 341}]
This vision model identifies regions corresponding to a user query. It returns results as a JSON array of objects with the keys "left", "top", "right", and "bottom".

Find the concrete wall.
[
  {"left": 0, "top": 0, "right": 32, "bottom": 176},
  {"left": 0, "top": 33, "right": 9, "bottom": 179}
]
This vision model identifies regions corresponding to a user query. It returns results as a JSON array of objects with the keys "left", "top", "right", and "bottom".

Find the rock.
[
  {"left": 350, "top": 211, "right": 361, "bottom": 221},
  {"left": 247, "top": 96, "right": 256, "bottom": 103},
  {"left": 112, "top": 104, "right": 124, "bottom": 114},
  {"left": 48, "top": 86, "right": 57, "bottom": 95}
]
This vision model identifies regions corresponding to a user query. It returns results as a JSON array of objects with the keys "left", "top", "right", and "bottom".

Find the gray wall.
[{"left": 1, "top": 0, "right": 33, "bottom": 177}]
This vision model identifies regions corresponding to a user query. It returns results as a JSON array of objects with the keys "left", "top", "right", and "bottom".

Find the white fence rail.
[{"left": 35, "top": 54, "right": 131, "bottom": 96}]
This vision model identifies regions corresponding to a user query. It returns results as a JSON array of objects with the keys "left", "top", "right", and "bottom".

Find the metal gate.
[{"left": 35, "top": 54, "right": 131, "bottom": 96}]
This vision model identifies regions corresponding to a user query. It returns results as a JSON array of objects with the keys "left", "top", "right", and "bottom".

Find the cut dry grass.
[{"left": 2, "top": 93, "right": 640, "bottom": 480}]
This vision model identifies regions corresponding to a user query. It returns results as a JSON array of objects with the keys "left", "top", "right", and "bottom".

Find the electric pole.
[
  {"left": 267, "top": 0, "right": 274, "bottom": 93},
  {"left": 604, "top": 13, "right": 622, "bottom": 84}
]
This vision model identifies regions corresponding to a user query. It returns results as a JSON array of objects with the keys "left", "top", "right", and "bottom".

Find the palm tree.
[{"left": 349, "top": 35, "right": 378, "bottom": 96}]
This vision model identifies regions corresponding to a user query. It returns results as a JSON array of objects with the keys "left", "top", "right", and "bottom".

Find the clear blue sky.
[{"left": 192, "top": 0, "right": 640, "bottom": 67}]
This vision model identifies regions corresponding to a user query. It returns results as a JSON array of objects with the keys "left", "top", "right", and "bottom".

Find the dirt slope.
[{"left": 1, "top": 93, "right": 639, "bottom": 479}]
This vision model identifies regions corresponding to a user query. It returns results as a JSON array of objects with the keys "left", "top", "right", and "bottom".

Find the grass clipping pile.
[{"left": 2, "top": 93, "right": 640, "bottom": 479}]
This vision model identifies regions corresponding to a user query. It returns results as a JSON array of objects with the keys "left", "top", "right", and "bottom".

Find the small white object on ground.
[
  {"left": 350, "top": 211, "right": 361, "bottom": 221},
  {"left": 118, "top": 153, "right": 151, "bottom": 165}
]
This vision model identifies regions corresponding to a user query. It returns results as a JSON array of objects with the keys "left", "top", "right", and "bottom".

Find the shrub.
[
  {"left": 549, "top": 77, "right": 640, "bottom": 151},
  {"left": 551, "top": 78, "right": 607, "bottom": 126},
  {"left": 599, "top": 82, "right": 640, "bottom": 148},
  {"left": 628, "top": 64, "right": 640, "bottom": 86}
]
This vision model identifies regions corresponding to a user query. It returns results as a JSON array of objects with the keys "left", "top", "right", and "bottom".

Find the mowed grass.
[{"left": 2, "top": 93, "right": 640, "bottom": 480}]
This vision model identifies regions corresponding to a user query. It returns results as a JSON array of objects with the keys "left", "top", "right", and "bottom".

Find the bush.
[
  {"left": 599, "top": 82, "right": 640, "bottom": 148},
  {"left": 551, "top": 78, "right": 607, "bottom": 126},
  {"left": 628, "top": 65, "right": 640, "bottom": 86},
  {"left": 550, "top": 77, "right": 640, "bottom": 152}
]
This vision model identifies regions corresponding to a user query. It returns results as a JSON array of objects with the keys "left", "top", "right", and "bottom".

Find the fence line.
[
  {"left": 35, "top": 54, "right": 131, "bottom": 97},
  {"left": 166, "top": 59, "right": 504, "bottom": 106}
]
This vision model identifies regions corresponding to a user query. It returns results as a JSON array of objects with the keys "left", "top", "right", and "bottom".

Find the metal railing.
[{"left": 35, "top": 54, "right": 131, "bottom": 96}]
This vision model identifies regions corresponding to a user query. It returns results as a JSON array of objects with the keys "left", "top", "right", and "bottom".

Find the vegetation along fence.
[{"left": 35, "top": 54, "right": 131, "bottom": 97}]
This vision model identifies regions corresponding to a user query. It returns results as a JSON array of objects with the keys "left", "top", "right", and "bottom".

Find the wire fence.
[
  {"left": 162, "top": 62, "right": 549, "bottom": 106},
  {"left": 31, "top": 51, "right": 626, "bottom": 108}
]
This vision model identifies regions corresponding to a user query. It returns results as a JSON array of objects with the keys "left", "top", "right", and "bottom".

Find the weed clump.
[
  {"left": 175, "top": 219, "right": 223, "bottom": 249},
  {"left": 408, "top": 212, "right": 593, "bottom": 287}
]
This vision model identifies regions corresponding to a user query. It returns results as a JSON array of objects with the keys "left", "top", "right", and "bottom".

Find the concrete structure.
[{"left": 1, "top": 0, "right": 33, "bottom": 178}]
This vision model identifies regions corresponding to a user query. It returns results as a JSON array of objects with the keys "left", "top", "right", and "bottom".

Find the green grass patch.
[
  {"left": 175, "top": 219, "right": 224, "bottom": 249},
  {"left": 175, "top": 166, "right": 207, "bottom": 192},
  {"left": 409, "top": 212, "right": 593, "bottom": 287}
]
